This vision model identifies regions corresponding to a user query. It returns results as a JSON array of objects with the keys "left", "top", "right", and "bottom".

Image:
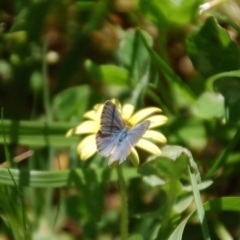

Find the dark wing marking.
[{"left": 100, "top": 100, "right": 125, "bottom": 134}]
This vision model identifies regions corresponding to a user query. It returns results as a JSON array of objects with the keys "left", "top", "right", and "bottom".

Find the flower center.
[{"left": 123, "top": 119, "right": 132, "bottom": 128}]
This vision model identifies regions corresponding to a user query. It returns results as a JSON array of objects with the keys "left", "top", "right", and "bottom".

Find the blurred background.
[{"left": 1, "top": 0, "right": 240, "bottom": 239}]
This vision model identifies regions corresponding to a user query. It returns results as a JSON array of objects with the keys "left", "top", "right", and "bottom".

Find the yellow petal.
[
  {"left": 147, "top": 115, "right": 168, "bottom": 128},
  {"left": 136, "top": 139, "right": 162, "bottom": 156},
  {"left": 121, "top": 104, "right": 135, "bottom": 120},
  {"left": 130, "top": 107, "right": 162, "bottom": 124},
  {"left": 111, "top": 98, "right": 120, "bottom": 106},
  {"left": 66, "top": 128, "right": 75, "bottom": 137},
  {"left": 128, "top": 147, "right": 139, "bottom": 167},
  {"left": 84, "top": 100, "right": 119, "bottom": 120},
  {"left": 77, "top": 135, "right": 97, "bottom": 160},
  {"left": 84, "top": 105, "right": 103, "bottom": 120},
  {"left": 74, "top": 121, "right": 99, "bottom": 134},
  {"left": 143, "top": 130, "right": 167, "bottom": 144}
]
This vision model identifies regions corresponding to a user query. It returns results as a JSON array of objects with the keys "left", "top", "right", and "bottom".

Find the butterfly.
[{"left": 96, "top": 100, "right": 150, "bottom": 165}]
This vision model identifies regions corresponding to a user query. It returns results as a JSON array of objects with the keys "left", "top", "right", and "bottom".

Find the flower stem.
[{"left": 116, "top": 164, "right": 128, "bottom": 240}]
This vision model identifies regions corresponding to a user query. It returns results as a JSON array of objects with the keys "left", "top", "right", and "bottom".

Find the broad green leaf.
[
  {"left": 53, "top": 85, "right": 90, "bottom": 121},
  {"left": 168, "top": 197, "right": 240, "bottom": 240},
  {"left": 214, "top": 77, "right": 240, "bottom": 122},
  {"left": 85, "top": 60, "right": 129, "bottom": 85},
  {"left": 161, "top": 145, "right": 200, "bottom": 183},
  {"left": 116, "top": 30, "right": 152, "bottom": 82},
  {"left": 187, "top": 17, "right": 240, "bottom": 78},
  {"left": 193, "top": 92, "right": 225, "bottom": 119},
  {"left": 138, "top": 145, "right": 200, "bottom": 183},
  {"left": 128, "top": 234, "right": 144, "bottom": 240},
  {"left": 182, "top": 180, "right": 213, "bottom": 192},
  {"left": 157, "top": 175, "right": 183, "bottom": 238},
  {"left": 142, "top": 175, "right": 165, "bottom": 187},
  {"left": 205, "top": 70, "right": 240, "bottom": 122},
  {"left": 138, "top": 155, "right": 187, "bottom": 180},
  {"left": 139, "top": 145, "right": 200, "bottom": 239},
  {"left": 168, "top": 118, "right": 207, "bottom": 150},
  {"left": 75, "top": 1, "right": 95, "bottom": 12},
  {"left": 174, "top": 194, "right": 193, "bottom": 214},
  {"left": 139, "top": 0, "right": 200, "bottom": 28}
]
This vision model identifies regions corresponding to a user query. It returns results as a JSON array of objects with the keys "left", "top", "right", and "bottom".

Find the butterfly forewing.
[
  {"left": 127, "top": 120, "right": 150, "bottom": 146},
  {"left": 100, "top": 101, "right": 125, "bottom": 134},
  {"left": 96, "top": 100, "right": 151, "bottom": 165},
  {"left": 96, "top": 101, "right": 125, "bottom": 157}
]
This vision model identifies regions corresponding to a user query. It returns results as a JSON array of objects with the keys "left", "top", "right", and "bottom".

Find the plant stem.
[
  {"left": 42, "top": 39, "right": 56, "bottom": 231},
  {"left": 116, "top": 164, "right": 128, "bottom": 240},
  {"left": 42, "top": 40, "right": 51, "bottom": 124}
]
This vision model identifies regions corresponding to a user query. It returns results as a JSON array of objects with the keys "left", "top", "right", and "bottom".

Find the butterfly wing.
[
  {"left": 108, "top": 120, "right": 150, "bottom": 165},
  {"left": 127, "top": 120, "right": 150, "bottom": 146},
  {"left": 96, "top": 130, "right": 118, "bottom": 157},
  {"left": 100, "top": 100, "right": 125, "bottom": 134},
  {"left": 96, "top": 101, "right": 125, "bottom": 157}
]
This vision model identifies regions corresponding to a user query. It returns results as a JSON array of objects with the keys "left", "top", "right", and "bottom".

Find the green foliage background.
[{"left": 0, "top": 0, "right": 240, "bottom": 239}]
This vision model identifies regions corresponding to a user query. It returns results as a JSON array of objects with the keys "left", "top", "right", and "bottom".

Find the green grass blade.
[
  {"left": 188, "top": 166, "right": 210, "bottom": 240},
  {"left": 0, "top": 119, "right": 78, "bottom": 146},
  {"left": 168, "top": 197, "right": 240, "bottom": 240},
  {"left": 138, "top": 29, "right": 196, "bottom": 104},
  {"left": 0, "top": 168, "right": 139, "bottom": 188}
]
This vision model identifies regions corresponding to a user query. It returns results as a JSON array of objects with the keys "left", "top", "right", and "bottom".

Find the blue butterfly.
[{"left": 96, "top": 100, "right": 150, "bottom": 165}]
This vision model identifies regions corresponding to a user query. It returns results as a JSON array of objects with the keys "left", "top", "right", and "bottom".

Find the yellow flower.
[{"left": 66, "top": 99, "right": 167, "bottom": 166}]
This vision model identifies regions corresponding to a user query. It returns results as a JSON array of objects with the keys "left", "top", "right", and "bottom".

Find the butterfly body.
[
  {"left": 117, "top": 128, "right": 129, "bottom": 142},
  {"left": 96, "top": 100, "right": 150, "bottom": 165}
]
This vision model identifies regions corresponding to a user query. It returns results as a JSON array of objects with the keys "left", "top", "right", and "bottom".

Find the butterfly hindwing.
[
  {"left": 97, "top": 100, "right": 151, "bottom": 164},
  {"left": 127, "top": 120, "right": 150, "bottom": 146},
  {"left": 96, "top": 130, "right": 118, "bottom": 157},
  {"left": 108, "top": 120, "right": 150, "bottom": 164},
  {"left": 108, "top": 138, "right": 132, "bottom": 164}
]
